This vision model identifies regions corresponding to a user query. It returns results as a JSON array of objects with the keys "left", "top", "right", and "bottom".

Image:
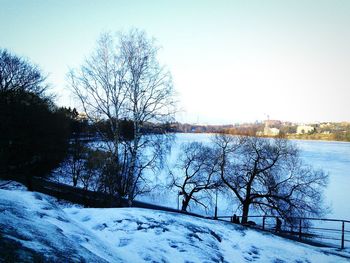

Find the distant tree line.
[
  {"left": 172, "top": 121, "right": 350, "bottom": 142},
  {"left": 170, "top": 122, "right": 265, "bottom": 136}
]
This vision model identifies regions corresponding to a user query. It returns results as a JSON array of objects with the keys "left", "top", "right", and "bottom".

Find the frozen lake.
[
  {"left": 294, "top": 139, "right": 350, "bottom": 220},
  {"left": 140, "top": 133, "right": 350, "bottom": 220}
]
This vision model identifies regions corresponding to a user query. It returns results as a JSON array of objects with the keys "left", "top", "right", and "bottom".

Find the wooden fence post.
[
  {"left": 262, "top": 216, "right": 266, "bottom": 230},
  {"left": 341, "top": 221, "right": 345, "bottom": 249}
]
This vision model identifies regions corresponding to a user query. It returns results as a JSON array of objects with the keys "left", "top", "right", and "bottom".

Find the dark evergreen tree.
[{"left": 0, "top": 50, "right": 70, "bottom": 188}]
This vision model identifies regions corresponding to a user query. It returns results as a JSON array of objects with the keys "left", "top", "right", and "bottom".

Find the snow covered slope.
[
  {"left": 0, "top": 185, "right": 349, "bottom": 262},
  {"left": 0, "top": 187, "right": 120, "bottom": 262}
]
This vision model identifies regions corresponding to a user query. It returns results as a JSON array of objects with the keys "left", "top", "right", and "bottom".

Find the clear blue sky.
[{"left": 1, "top": 0, "right": 350, "bottom": 124}]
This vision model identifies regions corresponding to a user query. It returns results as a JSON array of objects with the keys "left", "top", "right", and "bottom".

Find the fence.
[
  {"left": 213, "top": 215, "right": 350, "bottom": 249},
  {"left": 29, "top": 177, "right": 204, "bottom": 218}
]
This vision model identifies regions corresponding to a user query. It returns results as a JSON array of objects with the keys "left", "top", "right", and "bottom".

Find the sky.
[{"left": 1, "top": 0, "right": 350, "bottom": 124}]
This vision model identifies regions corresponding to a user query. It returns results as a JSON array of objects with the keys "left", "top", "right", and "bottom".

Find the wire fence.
[
  {"left": 29, "top": 177, "right": 205, "bottom": 218},
  {"left": 211, "top": 215, "right": 350, "bottom": 249}
]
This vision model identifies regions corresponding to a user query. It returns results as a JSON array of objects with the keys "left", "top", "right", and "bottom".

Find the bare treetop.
[
  {"left": 118, "top": 29, "right": 175, "bottom": 123},
  {"left": 0, "top": 49, "right": 47, "bottom": 96}
]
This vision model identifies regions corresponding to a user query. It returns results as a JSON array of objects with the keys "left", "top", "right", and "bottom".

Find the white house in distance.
[
  {"left": 263, "top": 126, "right": 280, "bottom": 136},
  {"left": 256, "top": 119, "right": 280, "bottom": 136},
  {"left": 296, "top": 125, "right": 315, "bottom": 134}
]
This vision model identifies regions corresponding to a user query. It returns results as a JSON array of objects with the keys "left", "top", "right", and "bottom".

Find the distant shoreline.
[
  {"left": 285, "top": 134, "right": 350, "bottom": 143},
  {"left": 173, "top": 132, "right": 350, "bottom": 143},
  {"left": 287, "top": 137, "right": 350, "bottom": 144}
]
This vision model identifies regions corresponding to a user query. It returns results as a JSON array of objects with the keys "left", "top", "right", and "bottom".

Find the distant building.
[
  {"left": 263, "top": 127, "right": 280, "bottom": 136},
  {"left": 257, "top": 119, "right": 280, "bottom": 136},
  {"left": 297, "top": 125, "right": 315, "bottom": 134},
  {"left": 320, "top": 123, "right": 331, "bottom": 128}
]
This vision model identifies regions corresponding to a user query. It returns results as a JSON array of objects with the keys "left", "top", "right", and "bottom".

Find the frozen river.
[{"left": 140, "top": 133, "right": 350, "bottom": 220}]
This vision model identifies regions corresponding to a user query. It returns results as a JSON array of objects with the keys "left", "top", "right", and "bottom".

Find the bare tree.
[
  {"left": 171, "top": 142, "right": 220, "bottom": 212},
  {"left": 80, "top": 149, "right": 108, "bottom": 192},
  {"left": 69, "top": 30, "right": 176, "bottom": 201},
  {"left": 118, "top": 29, "right": 175, "bottom": 201},
  {"left": 59, "top": 140, "right": 87, "bottom": 187},
  {"left": 0, "top": 49, "right": 47, "bottom": 95},
  {"left": 213, "top": 135, "right": 328, "bottom": 223},
  {"left": 69, "top": 32, "right": 131, "bottom": 197}
]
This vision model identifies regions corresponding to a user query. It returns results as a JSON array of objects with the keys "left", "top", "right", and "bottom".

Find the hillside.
[{"left": 0, "top": 183, "right": 349, "bottom": 262}]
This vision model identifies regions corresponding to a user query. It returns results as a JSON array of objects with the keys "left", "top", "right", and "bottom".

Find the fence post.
[
  {"left": 262, "top": 216, "right": 266, "bottom": 230},
  {"left": 299, "top": 219, "right": 302, "bottom": 240},
  {"left": 214, "top": 189, "right": 218, "bottom": 219},
  {"left": 341, "top": 221, "right": 345, "bottom": 249}
]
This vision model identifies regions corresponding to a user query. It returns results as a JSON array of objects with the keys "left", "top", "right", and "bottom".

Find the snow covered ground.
[{"left": 1, "top": 182, "right": 349, "bottom": 262}]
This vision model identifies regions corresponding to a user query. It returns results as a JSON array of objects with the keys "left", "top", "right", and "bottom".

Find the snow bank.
[{"left": 0, "top": 184, "right": 349, "bottom": 262}]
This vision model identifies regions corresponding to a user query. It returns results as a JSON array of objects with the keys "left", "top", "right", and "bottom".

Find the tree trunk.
[
  {"left": 127, "top": 104, "right": 140, "bottom": 202},
  {"left": 181, "top": 195, "right": 191, "bottom": 212},
  {"left": 241, "top": 201, "right": 250, "bottom": 224},
  {"left": 73, "top": 175, "right": 78, "bottom": 187},
  {"left": 127, "top": 143, "right": 138, "bottom": 203}
]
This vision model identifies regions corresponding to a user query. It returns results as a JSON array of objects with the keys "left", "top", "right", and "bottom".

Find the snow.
[
  {"left": 0, "top": 182, "right": 119, "bottom": 262},
  {"left": 1, "top": 182, "right": 349, "bottom": 262},
  {"left": 65, "top": 207, "right": 348, "bottom": 262}
]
